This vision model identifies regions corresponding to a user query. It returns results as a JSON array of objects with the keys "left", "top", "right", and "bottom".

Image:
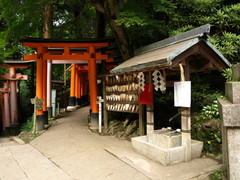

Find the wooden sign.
[{"left": 31, "top": 98, "right": 44, "bottom": 110}]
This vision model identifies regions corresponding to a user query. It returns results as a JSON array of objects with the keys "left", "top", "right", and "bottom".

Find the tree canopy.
[{"left": 0, "top": 0, "right": 239, "bottom": 62}]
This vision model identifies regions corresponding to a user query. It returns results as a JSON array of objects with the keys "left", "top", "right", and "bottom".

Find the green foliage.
[
  {"left": 191, "top": 76, "right": 222, "bottom": 111},
  {"left": 192, "top": 99, "right": 222, "bottom": 155},
  {"left": 202, "top": 100, "right": 220, "bottom": 119},
  {"left": 190, "top": 74, "right": 223, "bottom": 155},
  {"left": 222, "top": 68, "right": 232, "bottom": 81},
  {"left": 209, "top": 168, "right": 224, "bottom": 180},
  {"left": 114, "top": 0, "right": 176, "bottom": 48},
  {"left": 116, "top": 11, "right": 148, "bottom": 28},
  {"left": 20, "top": 115, "right": 34, "bottom": 132},
  {"left": 209, "top": 32, "right": 240, "bottom": 64},
  {"left": 170, "top": 25, "right": 195, "bottom": 36},
  {"left": 200, "top": 3, "right": 240, "bottom": 63}
]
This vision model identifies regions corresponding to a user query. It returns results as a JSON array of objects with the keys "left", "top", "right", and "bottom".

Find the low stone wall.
[{"left": 218, "top": 64, "right": 240, "bottom": 180}]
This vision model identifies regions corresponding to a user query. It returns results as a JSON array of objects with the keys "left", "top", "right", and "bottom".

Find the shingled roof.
[{"left": 110, "top": 24, "right": 231, "bottom": 74}]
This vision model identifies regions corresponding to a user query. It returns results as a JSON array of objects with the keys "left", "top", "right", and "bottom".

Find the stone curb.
[{"left": 11, "top": 136, "right": 25, "bottom": 145}]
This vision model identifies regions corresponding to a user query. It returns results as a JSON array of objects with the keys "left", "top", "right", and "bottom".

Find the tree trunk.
[
  {"left": 96, "top": 0, "right": 106, "bottom": 38},
  {"left": 73, "top": 7, "right": 83, "bottom": 39},
  {"left": 43, "top": 3, "right": 53, "bottom": 38},
  {"left": 93, "top": 0, "right": 133, "bottom": 61}
]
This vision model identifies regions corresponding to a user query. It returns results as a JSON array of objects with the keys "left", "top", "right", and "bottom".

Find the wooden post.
[
  {"left": 180, "top": 61, "right": 191, "bottom": 162},
  {"left": 88, "top": 46, "right": 98, "bottom": 113},
  {"left": 42, "top": 59, "right": 47, "bottom": 112},
  {"left": 146, "top": 71, "right": 154, "bottom": 134},
  {"left": 47, "top": 60, "right": 52, "bottom": 118},
  {"left": 64, "top": 64, "right": 67, "bottom": 110},
  {"left": 88, "top": 45, "right": 98, "bottom": 127},
  {"left": 36, "top": 46, "right": 44, "bottom": 115},
  {"left": 1, "top": 94, "right": 6, "bottom": 130},
  {"left": 9, "top": 67, "right": 18, "bottom": 125},
  {"left": 102, "top": 77, "right": 108, "bottom": 128},
  {"left": 139, "top": 104, "right": 146, "bottom": 135},
  {"left": 3, "top": 82, "right": 10, "bottom": 128},
  {"left": 75, "top": 65, "right": 79, "bottom": 99},
  {"left": 68, "top": 64, "right": 76, "bottom": 108},
  {"left": 77, "top": 71, "right": 81, "bottom": 100},
  {"left": 70, "top": 64, "right": 76, "bottom": 98}
]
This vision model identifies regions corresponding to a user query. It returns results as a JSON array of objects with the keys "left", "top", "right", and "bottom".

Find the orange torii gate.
[
  {"left": 68, "top": 64, "right": 89, "bottom": 108},
  {"left": 22, "top": 38, "right": 114, "bottom": 130}
]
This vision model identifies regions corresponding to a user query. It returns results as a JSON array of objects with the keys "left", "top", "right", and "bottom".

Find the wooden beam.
[
  {"left": 23, "top": 42, "right": 109, "bottom": 49},
  {"left": 24, "top": 54, "right": 37, "bottom": 60},
  {"left": 198, "top": 43, "right": 226, "bottom": 71},
  {"left": 170, "top": 45, "right": 198, "bottom": 69},
  {"left": 44, "top": 53, "right": 90, "bottom": 60},
  {"left": 0, "top": 65, "right": 28, "bottom": 69},
  {"left": 25, "top": 52, "right": 111, "bottom": 62}
]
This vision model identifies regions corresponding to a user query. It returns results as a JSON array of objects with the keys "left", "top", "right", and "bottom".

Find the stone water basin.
[{"left": 131, "top": 129, "right": 203, "bottom": 166}]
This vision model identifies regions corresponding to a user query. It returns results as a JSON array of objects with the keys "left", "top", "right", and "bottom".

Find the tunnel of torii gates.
[{"left": 22, "top": 38, "right": 115, "bottom": 129}]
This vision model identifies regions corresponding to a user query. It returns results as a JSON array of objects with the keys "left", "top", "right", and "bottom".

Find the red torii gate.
[
  {"left": 0, "top": 61, "right": 32, "bottom": 133},
  {"left": 22, "top": 38, "right": 114, "bottom": 130}
]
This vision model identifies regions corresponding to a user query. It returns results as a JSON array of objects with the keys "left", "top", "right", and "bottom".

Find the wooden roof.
[{"left": 110, "top": 25, "right": 231, "bottom": 74}]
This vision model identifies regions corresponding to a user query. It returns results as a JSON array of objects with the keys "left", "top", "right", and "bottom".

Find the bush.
[
  {"left": 190, "top": 73, "right": 223, "bottom": 156},
  {"left": 20, "top": 115, "right": 34, "bottom": 132},
  {"left": 192, "top": 100, "right": 222, "bottom": 155}
]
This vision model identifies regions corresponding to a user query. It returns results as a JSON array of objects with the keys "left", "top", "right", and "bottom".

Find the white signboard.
[
  {"left": 52, "top": 89, "right": 56, "bottom": 117},
  {"left": 174, "top": 81, "right": 191, "bottom": 107}
]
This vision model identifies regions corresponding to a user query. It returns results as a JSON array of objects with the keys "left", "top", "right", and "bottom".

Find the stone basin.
[{"left": 131, "top": 129, "right": 203, "bottom": 166}]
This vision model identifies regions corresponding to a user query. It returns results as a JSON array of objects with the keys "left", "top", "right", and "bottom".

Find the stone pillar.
[{"left": 218, "top": 64, "right": 240, "bottom": 180}]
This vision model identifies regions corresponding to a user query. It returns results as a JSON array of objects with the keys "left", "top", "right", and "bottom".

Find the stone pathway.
[{"left": 0, "top": 106, "right": 222, "bottom": 180}]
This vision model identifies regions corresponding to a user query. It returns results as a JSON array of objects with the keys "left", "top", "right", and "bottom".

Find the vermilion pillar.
[
  {"left": 79, "top": 71, "right": 83, "bottom": 97},
  {"left": 42, "top": 59, "right": 47, "bottom": 111},
  {"left": 35, "top": 46, "right": 47, "bottom": 131},
  {"left": 79, "top": 71, "right": 83, "bottom": 106},
  {"left": 42, "top": 58, "right": 48, "bottom": 124},
  {"left": 9, "top": 67, "right": 18, "bottom": 125},
  {"left": 67, "top": 64, "right": 77, "bottom": 110},
  {"left": 82, "top": 72, "right": 86, "bottom": 96},
  {"left": 88, "top": 46, "right": 99, "bottom": 127},
  {"left": 36, "top": 46, "right": 44, "bottom": 115},
  {"left": 75, "top": 65, "right": 79, "bottom": 105},
  {"left": 76, "top": 67, "right": 81, "bottom": 106}
]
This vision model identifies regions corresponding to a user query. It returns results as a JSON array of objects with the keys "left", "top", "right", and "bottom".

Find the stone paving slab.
[
  {"left": 0, "top": 144, "right": 71, "bottom": 180},
  {"left": 105, "top": 147, "right": 222, "bottom": 180}
]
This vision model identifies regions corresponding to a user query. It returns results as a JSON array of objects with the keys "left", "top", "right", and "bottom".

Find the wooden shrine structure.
[
  {"left": 22, "top": 38, "right": 115, "bottom": 130},
  {"left": 103, "top": 24, "right": 231, "bottom": 162}
]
